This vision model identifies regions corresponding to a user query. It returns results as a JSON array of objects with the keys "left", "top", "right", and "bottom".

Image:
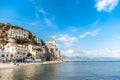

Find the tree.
[
  {"left": 0, "top": 23, "right": 5, "bottom": 28},
  {"left": 0, "top": 39, "right": 8, "bottom": 45},
  {"left": 27, "top": 53, "right": 32, "bottom": 57},
  {"left": 41, "top": 39, "right": 46, "bottom": 46},
  {"left": 29, "top": 33, "right": 33, "bottom": 39},
  {"left": 36, "top": 48, "right": 43, "bottom": 52},
  {"left": 2, "top": 23, "right": 11, "bottom": 30},
  {"left": 15, "top": 38, "right": 28, "bottom": 44}
]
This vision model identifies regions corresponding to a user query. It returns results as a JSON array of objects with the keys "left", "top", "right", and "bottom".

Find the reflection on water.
[
  {"left": 1, "top": 62, "right": 120, "bottom": 80},
  {"left": 0, "top": 64, "right": 60, "bottom": 80}
]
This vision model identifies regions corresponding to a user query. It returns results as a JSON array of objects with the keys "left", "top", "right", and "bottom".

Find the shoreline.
[{"left": 0, "top": 61, "right": 64, "bottom": 70}]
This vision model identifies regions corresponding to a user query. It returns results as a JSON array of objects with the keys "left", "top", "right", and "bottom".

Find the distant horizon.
[
  {"left": 0, "top": 0, "right": 120, "bottom": 60},
  {"left": 64, "top": 60, "right": 120, "bottom": 62}
]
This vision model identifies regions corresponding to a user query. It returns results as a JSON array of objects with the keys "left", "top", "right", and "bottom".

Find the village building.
[
  {"left": 0, "top": 23, "right": 62, "bottom": 62},
  {"left": 8, "top": 28, "right": 29, "bottom": 39},
  {"left": 4, "top": 43, "right": 28, "bottom": 60}
]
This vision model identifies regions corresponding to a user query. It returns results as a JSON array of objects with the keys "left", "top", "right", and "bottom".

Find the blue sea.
[{"left": 1, "top": 61, "right": 120, "bottom": 80}]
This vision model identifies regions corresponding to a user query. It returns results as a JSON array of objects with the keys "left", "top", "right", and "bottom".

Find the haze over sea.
[{"left": 0, "top": 61, "right": 120, "bottom": 80}]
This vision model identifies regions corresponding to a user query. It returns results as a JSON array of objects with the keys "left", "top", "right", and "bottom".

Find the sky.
[{"left": 0, "top": 0, "right": 120, "bottom": 60}]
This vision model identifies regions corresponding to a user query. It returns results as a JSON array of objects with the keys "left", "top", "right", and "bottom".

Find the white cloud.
[
  {"left": 51, "top": 34, "right": 79, "bottom": 58},
  {"left": 39, "top": 9, "right": 47, "bottom": 15},
  {"left": 79, "top": 29, "right": 100, "bottom": 38},
  {"left": 93, "top": 20, "right": 99, "bottom": 25},
  {"left": 28, "top": 0, "right": 56, "bottom": 28},
  {"left": 28, "top": 0, "right": 39, "bottom": 19},
  {"left": 83, "top": 48, "right": 120, "bottom": 59},
  {"left": 30, "top": 21, "right": 38, "bottom": 26},
  {"left": 0, "top": 18, "right": 39, "bottom": 26},
  {"left": 51, "top": 34, "right": 77, "bottom": 47},
  {"left": 44, "top": 18, "right": 55, "bottom": 27},
  {"left": 58, "top": 34, "right": 77, "bottom": 42},
  {"left": 34, "top": 9, "right": 56, "bottom": 28},
  {"left": 28, "top": 0, "right": 47, "bottom": 19},
  {"left": 51, "top": 34, "right": 120, "bottom": 60},
  {"left": 62, "top": 47, "right": 120, "bottom": 59},
  {"left": 61, "top": 49, "right": 74, "bottom": 57},
  {"left": 117, "top": 36, "right": 120, "bottom": 39},
  {"left": 61, "top": 49, "right": 80, "bottom": 58},
  {"left": 95, "top": 0, "right": 119, "bottom": 12},
  {"left": 0, "top": 18, "right": 26, "bottom": 24}
]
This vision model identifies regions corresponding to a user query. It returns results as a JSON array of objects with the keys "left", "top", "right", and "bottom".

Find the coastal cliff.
[{"left": 0, "top": 23, "right": 63, "bottom": 63}]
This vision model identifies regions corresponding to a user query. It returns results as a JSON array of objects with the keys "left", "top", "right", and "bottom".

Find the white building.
[
  {"left": 35, "top": 38, "right": 42, "bottom": 44},
  {"left": 28, "top": 44, "right": 43, "bottom": 59},
  {"left": 8, "top": 28, "right": 29, "bottom": 39},
  {"left": 0, "top": 45, "right": 11, "bottom": 62},
  {"left": 4, "top": 43, "right": 28, "bottom": 59}
]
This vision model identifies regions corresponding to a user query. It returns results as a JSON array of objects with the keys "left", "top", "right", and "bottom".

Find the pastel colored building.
[{"left": 8, "top": 28, "right": 29, "bottom": 39}]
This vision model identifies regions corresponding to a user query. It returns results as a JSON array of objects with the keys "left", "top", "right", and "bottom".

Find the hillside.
[
  {"left": 0, "top": 23, "right": 45, "bottom": 46},
  {"left": 0, "top": 22, "right": 62, "bottom": 62}
]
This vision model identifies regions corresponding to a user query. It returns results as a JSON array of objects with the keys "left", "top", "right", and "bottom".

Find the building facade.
[
  {"left": 4, "top": 43, "right": 28, "bottom": 59},
  {"left": 48, "top": 40, "right": 61, "bottom": 61},
  {"left": 8, "top": 28, "right": 29, "bottom": 39}
]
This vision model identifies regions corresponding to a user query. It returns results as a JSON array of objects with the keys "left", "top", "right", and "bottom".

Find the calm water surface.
[{"left": 1, "top": 61, "right": 120, "bottom": 80}]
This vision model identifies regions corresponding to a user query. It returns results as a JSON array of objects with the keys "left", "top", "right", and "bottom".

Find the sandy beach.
[
  {"left": 0, "top": 63, "right": 16, "bottom": 69},
  {"left": 0, "top": 61, "right": 64, "bottom": 70}
]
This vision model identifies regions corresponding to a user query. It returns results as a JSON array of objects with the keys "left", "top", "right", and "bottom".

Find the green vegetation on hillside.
[
  {"left": 0, "top": 23, "right": 30, "bottom": 32},
  {"left": 0, "top": 22, "right": 46, "bottom": 47},
  {"left": 0, "top": 23, "right": 5, "bottom": 27},
  {"left": 0, "top": 23, "right": 11, "bottom": 30},
  {"left": 12, "top": 25, "right": 26, "bottom": 30},
  {"left": 0, "top": 40, "right": 8, "bottom": 45},
  {"left": 29, "top": 33, "right": 37, "bottom": 45},
  {"left": 41, "top": 39, "right": 46, "bottom": 46},
  {"left": 2, "top": 23, "right": 11, "bottom": 30},
  {"left": 27, "top": 52, "right": 32, "bottom": 57},
  {"left": 15, "top": 38, "right": 29, "bottom": 44},
  {"left": 36, "top": 48, "right": 43, "bottom": 52}
]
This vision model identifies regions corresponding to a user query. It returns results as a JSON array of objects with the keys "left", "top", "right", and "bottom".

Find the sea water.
[{"left": 0, "top": 61, "right": 120, "bottom": 80}]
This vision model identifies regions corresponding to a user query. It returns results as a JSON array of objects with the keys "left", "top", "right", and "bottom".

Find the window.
[
  {"left": 23, "top": 53, "right": 26, "bottom": 55},
  {"left": 1, "top": 54, "right": 4, "bottom": 57},
  {"left": 17, "top": 51, "right": 19, "bottom": 54},
  {"left": 6, "top": 54, "right": 8, "bottom": 57}
]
